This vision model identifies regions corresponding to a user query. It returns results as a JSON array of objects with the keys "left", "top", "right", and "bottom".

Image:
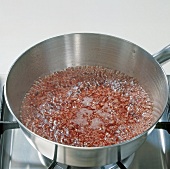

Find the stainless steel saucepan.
[{"left": 4, "top": 33, "right": 170, "bottom": 167}]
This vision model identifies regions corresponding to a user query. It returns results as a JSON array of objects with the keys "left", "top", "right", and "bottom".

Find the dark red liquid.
[{"left": 20, "top": 66, "right": 153, "bottom": 147}]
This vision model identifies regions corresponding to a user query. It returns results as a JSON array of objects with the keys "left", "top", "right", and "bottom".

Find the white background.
[{"left": 1, "top": 0, "right": 170, "bottom": 76}]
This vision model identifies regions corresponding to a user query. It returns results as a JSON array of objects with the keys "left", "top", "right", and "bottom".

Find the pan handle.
[{"left": 153, "top": 44, "right": 170, "bottom": 65}]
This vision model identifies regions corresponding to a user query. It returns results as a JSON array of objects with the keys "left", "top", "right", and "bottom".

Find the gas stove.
[{"left": 0, "top": 75, "right": 170, "bottom": 169}]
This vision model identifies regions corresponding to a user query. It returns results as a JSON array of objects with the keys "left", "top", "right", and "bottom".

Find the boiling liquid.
[{"left": 20, "top": 66, "right": 153, "bottom": 147}]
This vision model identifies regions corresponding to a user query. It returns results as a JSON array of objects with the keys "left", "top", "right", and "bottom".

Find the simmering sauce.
[{"left": 20, "top": 66, "right": 153, "bottom": 147}]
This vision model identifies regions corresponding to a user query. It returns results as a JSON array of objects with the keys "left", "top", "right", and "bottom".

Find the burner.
[{"left": 38, "top": 152, "right": 135, "bottom": 169}]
